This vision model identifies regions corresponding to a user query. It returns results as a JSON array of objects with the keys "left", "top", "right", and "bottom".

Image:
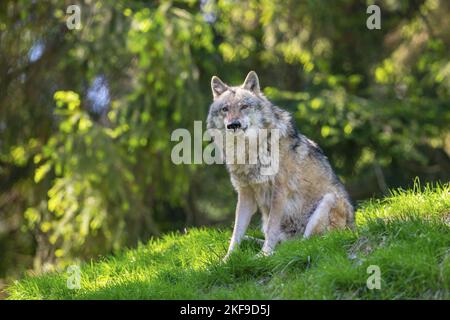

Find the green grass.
[{"left": 6, "top": 183, "right": 450, "bottom": 299}]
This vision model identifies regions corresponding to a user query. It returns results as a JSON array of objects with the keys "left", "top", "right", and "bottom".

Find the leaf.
[{"left": 34, "top": 161, "right": 52, "bottom": 183}]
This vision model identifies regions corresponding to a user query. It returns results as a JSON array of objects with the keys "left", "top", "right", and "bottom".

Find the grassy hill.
[{"left": 6, "top": 184, "right": 450, "bottom": 299}]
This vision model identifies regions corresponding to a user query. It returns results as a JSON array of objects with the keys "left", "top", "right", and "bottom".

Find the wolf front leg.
[
  {"left": 224, "top": 187, "right": 257, "bottom": 261},
  {"left": 261, "top": 186, "right": 287, "bottom": 256}
]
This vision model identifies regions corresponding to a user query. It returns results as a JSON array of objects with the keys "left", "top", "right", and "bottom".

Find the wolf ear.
[
  {"left": 242, "top": 71, "right": 260, "bottom": 93},
  {"left": 211, "top": 76, "right": 228, "bottom": 99}
]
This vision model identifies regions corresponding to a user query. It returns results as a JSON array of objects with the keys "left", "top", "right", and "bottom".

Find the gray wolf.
[{"left": 207, "top": 71, "right": 354, "bottom": 260}]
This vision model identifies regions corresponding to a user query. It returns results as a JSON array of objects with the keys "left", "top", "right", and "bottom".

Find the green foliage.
[
  {"left": 28, "top": 90, "right": 140, "bottom": 260},
  {"left": 7, "top": 184, "right": 450, "bottom": 299}
]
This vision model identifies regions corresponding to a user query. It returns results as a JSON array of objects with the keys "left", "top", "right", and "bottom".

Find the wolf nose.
[{"left": 227, "top": 120, "right": 241, "bottom": 130}]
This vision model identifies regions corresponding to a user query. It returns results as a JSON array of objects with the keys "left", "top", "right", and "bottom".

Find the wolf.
[{"left": 207, "top": 71, "right": 354, "bottom": 260}]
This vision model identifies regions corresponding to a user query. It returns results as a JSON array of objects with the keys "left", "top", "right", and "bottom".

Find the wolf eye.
[
  {"left": 222, "top": 106, "right": 229, "bottom": 112},
  {"left": 241, "top": 104, "right": 249, "bottom": 110}
]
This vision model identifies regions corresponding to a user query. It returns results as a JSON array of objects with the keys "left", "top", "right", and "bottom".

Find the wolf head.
[{"left": 206, "top": 71, "right": 273, "bottom": 134}]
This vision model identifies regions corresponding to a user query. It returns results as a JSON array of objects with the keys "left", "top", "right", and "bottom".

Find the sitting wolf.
[{"left": 207, "top": 71, "right": 354, "bottom": 260}]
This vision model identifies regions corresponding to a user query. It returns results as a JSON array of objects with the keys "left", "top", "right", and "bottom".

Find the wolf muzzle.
[{"left": 226, "top": 120, "right": 242, "bottom": 131}]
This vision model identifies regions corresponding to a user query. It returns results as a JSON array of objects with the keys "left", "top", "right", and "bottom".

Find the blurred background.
[{"left": 0, "top": 0, "right": 449, "bottom": 289}]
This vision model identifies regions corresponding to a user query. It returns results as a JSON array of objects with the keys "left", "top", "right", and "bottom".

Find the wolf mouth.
[{"left": 226, "top": 126, "right": 248, "bottom": 133}]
